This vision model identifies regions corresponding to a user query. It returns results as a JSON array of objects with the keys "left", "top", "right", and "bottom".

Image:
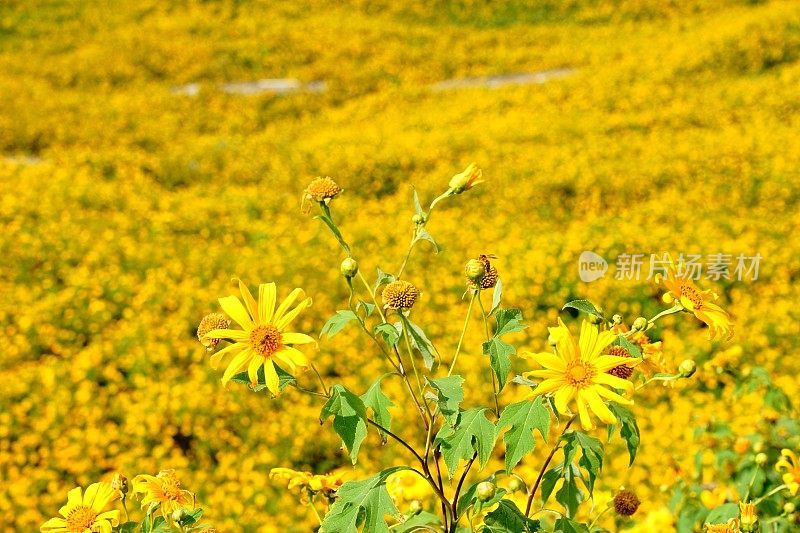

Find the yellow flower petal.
[
  {"left": 259, "top": 283, "right": 277, "bottom": 324},
  {"left": 221, "top": 349, "right": 252, "bottom": 384},
  {"left": 237, "top": 278, "right": 259, "bottom": 324},
  {"left": 264, "top": 360, "right": 280, "bottom": 395},
  {"left": 218, "top": 295, "right": 254, "bottom": 330}
]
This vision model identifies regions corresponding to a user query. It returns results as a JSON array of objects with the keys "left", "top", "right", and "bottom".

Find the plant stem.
[
  {"left": 476, "top": 292, "right": 499, "bottom": 416},
  {"left": 525, "top": 416, "right": 576, "bottom": 516},
  {"left": 753, "top": 484, "right": 789, "bottom": 505},
  {"left": 587, "top": 506, "right": 611, "bottom": 530},
  {"left": 308, "top": 500, "right": 324, "bottom": 525},
  {"left": 309, "top": 362, "right": 329, "bottom": 397},
  {"left": 448, "top": 291, "right": 476, "bottom": 377},
  {"left": 648, "top": 305, "right": 683, "bottom": 325},
  {"left": 450, "top": 452, "right": 478, "bottom": 531}
]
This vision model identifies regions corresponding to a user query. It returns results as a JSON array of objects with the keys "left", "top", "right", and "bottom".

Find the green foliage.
[
  {"left": 401, "top": 316, "right": 439, "bottom": 369},
  {"left": 483, "top": 308, "right": 527, "bottom": 391},
  {"left": 612, "top": 334, "right": 642, "bottom": 358},
  {"left": 562, "top": 300, "right": 603, "bottom": 318},
  {"left": 373, "top": 267, "right": 396, "bottom": 293},
  {"left": 230, "top": 362, "right": 295, "bottom": 393},
  {"left": 483, "top": 500, "right": 540, "bottom": 532},
  {"left": 414, "top": 227, "right": 441, "bottom": 253},
  {"left": 392, "top": 511, "right": 441, "bottom": 533},
  {"left": 562, "top": 431, "right": 604, "bottom": 496},
  {"left": 320, "top": 384, "right": 369, "bottom": 464},
  {"left": 428, "top": 375, "right": 465, "bottom": 426},
  {"left": 554, "top": 516, "right": 590, "bottom": 533},
  {"left": 374, "top": 322, "right": 400, "bottom": 348},
  {"left": 489, "top": 278, "right": 503, "bottom": 316},
  {"left": 497, "top": 397, "right": 550, "bottom": 472},
  {"left": 705, "top": 502, "right": 739, "bottom": 524},
  {"left": 361, "top": 375, "right": 395, "bottom": 442},
  {"left": 320, "top": 310, "right": 359, "bottom": 338},
  {"left": 321, "top": 467, "right": 407, "bottom": 533},
  {"left": 607, "top": 404, "right": 641, "bottom": 465},
  {"left": 435, "top": 408, "right": 496, "bottom": 476}
]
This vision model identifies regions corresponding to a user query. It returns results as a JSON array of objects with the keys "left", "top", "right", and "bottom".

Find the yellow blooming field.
[{"left": 2, "top": 0, "right": 800, "bottom": 532}]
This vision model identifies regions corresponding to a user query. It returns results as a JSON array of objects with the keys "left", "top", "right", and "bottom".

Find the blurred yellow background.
[{"left": 1, "top": 0, "right": 799, "bottom": 531}]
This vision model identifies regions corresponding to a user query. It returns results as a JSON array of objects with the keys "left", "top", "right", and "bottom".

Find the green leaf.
[
  {"left": 361, "top": 375, "right": 395, "bottom": 442},
  {"left": 490, "top": 278, "right": 503, "bottom": 316},
  {"left": 401, "top": 317, "right": 438, "bottom": 370},
  {"left": 374, "top": 323, "right": 401, "bottom": 348},
  {"left": 392, "top": 511, "right": 441, "bottom": 533},
  {"left": 612, "top": 335, "right": 642, "bottom": 358},
  {"left": 357, "top": 300, "right": 376, "bottom": 318},
  {"left": 705, "top": 502, "right": 740, "bottom": 524},
  {"left": 483, "top": 500, "right": 541, "bottom": 532},
  {"left": 320, "top": 384, "right": 369, "bottom": 464},
  {"left": 562, "top": 432, "right": 603, "bottom": 496},
  {"left": 539, "top": 465, "right": 563, "bottom": 505},
  {"left": 554, "top": 516, "right": 590, "bottom": 533},
  {"left": 231, "top": 362, "right": 296, "bottom": 393},
  {"left": 555, "top": 463, "right": 584, "bottom": 518},
  {"left": 315, "top": 211, "right": 351, "bottom": 254},
  {"left": 483, "top": 337, "right": 514, "bottom": 391},
  {"left": 435, "top": 408, "right": 496, "bottom": 476},
  {"left": 414, "top": 227, "right": 441, "bottom": 253},
  {"left": 562, "top": 299, "right": 603, "bottom": 318},
  {"left": 117, "top": 523, "right": 139, "bottom": 533},
  {"left": 497, "top": 397, "right": 551, "bottom": 472},
  {"left": 472, "top": 488, "right": 507, "bottom": 516},
  {"left": 411, "top": 187, "right": 425, "bottom": 218},
  {"left": 428, "top": 375, "right": 465, "bottom": 426},
  {"left": 494, "top": 308, "right": 527, "bottom": 336},
  {"left": 608, "top": 404, "right": 640, "bottom": 466},
  {"left": 320, "top": 467, "right": 407, "bottom": 533},
  {"left": 373, "top": 267, "right": 396, "bottom": 293},
  {"left": 320, "top": 310, "right": 359, "bottom": 338}
]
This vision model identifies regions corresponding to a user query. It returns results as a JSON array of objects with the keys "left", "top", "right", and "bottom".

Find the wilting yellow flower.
[
  {"left": 705, "top": 520, "right": 741, "bottom": 533},
  {"left": 202, "top": 279, "right": 315, "bottom": 395},
  {"left": 739, "top": 501, "right": 757, "bottom": 531},
  {"left": 270, "top": 468, "right": 346, "bottom": 502},
  {"left": 776, "top": 448, "right": 800, "bottom": 495},
  {"left": 522, "top": 319, "right": 638, "bottom": 430},
  {"left": 132, "top": 469, "right": 194, "bottom": 521},
  {"left": 381, "top": 280, "right": 420, "bottom": 310},
  {"left": 448, "top": 162, "right": 484, "bottom": 193},
  {"left": 40, "top": 482, "right": 120, "bottom": 533},
  {"left": 655, "top": 262, "right": 734, "bottom": 340},
  {"left": 301, "top": 176, "right": 342, "bottom": 211}
]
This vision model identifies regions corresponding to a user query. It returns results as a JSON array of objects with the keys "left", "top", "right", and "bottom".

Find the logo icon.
[{"left": 578, "top": 251, "right": 607, "bottom": 282}]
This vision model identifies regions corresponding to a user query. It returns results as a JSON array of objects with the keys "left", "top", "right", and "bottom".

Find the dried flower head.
[
  {"left": 302, "top": 176, "right": 342, "bottom": 210},
  {"left": 606, "top": 346, "right": 634, "bottom": 380},
  {"left": 111, "top": 473, "right": 128, "bottom": 496},
  {"left": 197, "top": 313, "right": 231, "bottom": 351},
  {"left": 382, "top": 280, "right": 420, "bottom": 310},
  {"left": 613, "top": 489, "right": 641, "bottom": 516}
]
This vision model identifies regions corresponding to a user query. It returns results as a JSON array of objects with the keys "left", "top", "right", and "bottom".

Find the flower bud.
[
  {"left": 411, "top": 213, "right": 427, "bottom": 224},
  {"left": 507, "top": 478, "right": 524, "bottom": 493},
  {"left": 588, "top": 313, "right": 603, "bottom": 325},
  {"left": 755, "top": 452, "right": 768, "bottom": 466},
  {"left": 612, "top": 314, "right": 623, "bottom": 325},
  {"left": 465, "top": 259, "right": 485, "bottom": 284},
  {"left": 784, "top": 502, "right": 796, "bottom": 514},
  {"left": 448, "top": 163, "right": 484, "bottom": 194},
  {"left": 679, "top": 359, "right": 697, "bottom": 378},
  {"left": 340, "top": 257, "right": 359, "bottom": 279},
  {"left": 476, "top": 481, "right": 496, "bottom": 502},
  {"left": 613, "top": 489, "right": 641, "bottom": 517},
  {"left": 739, "top": 501, "right": 757, "bottom": 532},
  {"left": 632, "top": 317, "right": 648, "bottom": 331},
  {"left": 172, "top": 508, "right": 189, "bottom": 523},
  {"left": 753, "top": 441, "right": 764, "bottom": 453},
  {"left": 409, "top": 500, "right": 423, "bottom": 515},
  {"left": 662, "top": 293, "right": 675, "bottom": 304}
]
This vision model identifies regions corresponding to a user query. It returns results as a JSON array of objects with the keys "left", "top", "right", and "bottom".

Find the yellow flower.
[
  {"left": 776, "top": 448, "right": 800, "bottom": 495},
  {"left": 301, "top": 176, "right": 342, "bottom": 211},
  {"left": 705, "top": 521, "right": 741, "bottom": 533},
  {"left": 202, "top": 279, "right": 315, "bottom": 395},
  {"left": 270, "top": 468, "right": 346, "bottom": 502},
  {"left": 40, "top": 482, "right": 120, "bottom": 533},
  {"left": 739, "top": 501, "right": 757, "bottom": 531},
  {"left": 522, "top": 319, "right": 638, "bottom": 430},
  {"left": 448, "top": 162, "right": 484, "bottom": 193},
  {"left": 611, "top": 323, "right": 668, "bottom": 377},
  {"left": 132, "top": 469, "right": 194, "bottom": 521},
  {"left": 269, "top": 468, "right": 313, "bottom": 491},
  {"left": 655, "top": 262, "right": 734, "bottom": 340},
  {"left": 700, "top": 485, "right": 737, "bottom": 509}
]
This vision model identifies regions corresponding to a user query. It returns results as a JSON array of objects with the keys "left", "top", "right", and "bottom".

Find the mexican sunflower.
[
  {"left": 522, "top": 319, "right": 638, "bottom": 430},
  {"left": 655, "top": 262, "right": 734, "bottom": 340},
  {"left": 131, "top": 470, "right": 194, "bottom": 520},
  {"left": 40, "top": 482, "right": 120, "bottom": 533},
  {"left": 202, "top": 279, "right": 316, "bottom": 395},
  {"left": 776, "top": 448, "right": 800, "bottom": 495}
]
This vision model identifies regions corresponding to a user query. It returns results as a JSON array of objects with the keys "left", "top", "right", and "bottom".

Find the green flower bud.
[
  {"left": 632, "top": 317, "right": 648, "bottom": 331},
  {"left": 588, "top": 313, "right": 604, "bottom": 325},
  {"left": 340, "top": 257, "right": 359, "bottom": 278},
  {"left": 465, "top": 259, "right": 485, "bottom": 284},
  {"left": 679, "top": 359, "right": 697, "bottom": 378},
  {"left": 612, "top": 314, "right": 623, "bottom": 325},
  {"left": 411, "top": 213, "right": 427, "bottom": 224},
  {"left": 172, "top": 508, "right": 189, "bottom": 524},
  {"left": 784, "top": 502, "right": 796, "bottom": 514},
  {"left": 508, "top": 478, "right": 524, "bottom": 493},
  {"left": 753, "top": 441, "right": 764, "bottom": 453},
  {"left": 476, "top": 481, "right": 496, "bottom": 502},
  {"left": 409, "top": 500, "right": 423, "bottom": 515},
  {"left": 755, "top": 452, "right": 768, "bottom": 466}
]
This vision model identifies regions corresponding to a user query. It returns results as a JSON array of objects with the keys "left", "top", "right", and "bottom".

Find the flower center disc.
[
  {"left": 249, "top": 324, "right": 282, "bottom": 358},
  {"left": 566, "top": 360, "right": 595, "bottom": 387},
  {"left": 680, "top": 284, "right": 704, "bottom": 309},
  {"left": 66, "top": 506, "right": 97, "bottom": 533}
]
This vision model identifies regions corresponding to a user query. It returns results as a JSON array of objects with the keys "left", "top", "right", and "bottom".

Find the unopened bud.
[
  {"left": 465, "top": 259, "right": 485, "bottom": 284},
  {"left": 476, "top": 481, "right": 496, "bottom": 502},
  {"left": 784, "top": 502, "right": 796, "bottom": 514},
  {"left": 588, "top": 313, "right": 603, "bottom": 325},
  {"left": 411, "top": 213, "right": 427, "bottom": 224},
  {"left": 340, "top": 257, "right": 359, "bottom": 278},
  {"left": 753, "top": 441, "right": 764, "bottom": 453},
  {"left": 409, "top": 500, "right": 423, "bottom": 515},
  {"left": 679, "top": 359, "right": 697, "bottom": 378},
  {"left": 612, "top": 314, "right": 623, "bottom": 325},
  {"left": 755, "top": 453, "right": 768, "bottom": 466},
  {"left": 508, "top": 478, "right": 524, "bottom": 493},
  {"left": 172, "top": 508, "right": 189, "bottom": 523},
  {"left": 632, "top": 317, "right": 648, "bottom": 331},
  {"left": 111, "top": 473, "right": 128, "bottom": 495}
]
